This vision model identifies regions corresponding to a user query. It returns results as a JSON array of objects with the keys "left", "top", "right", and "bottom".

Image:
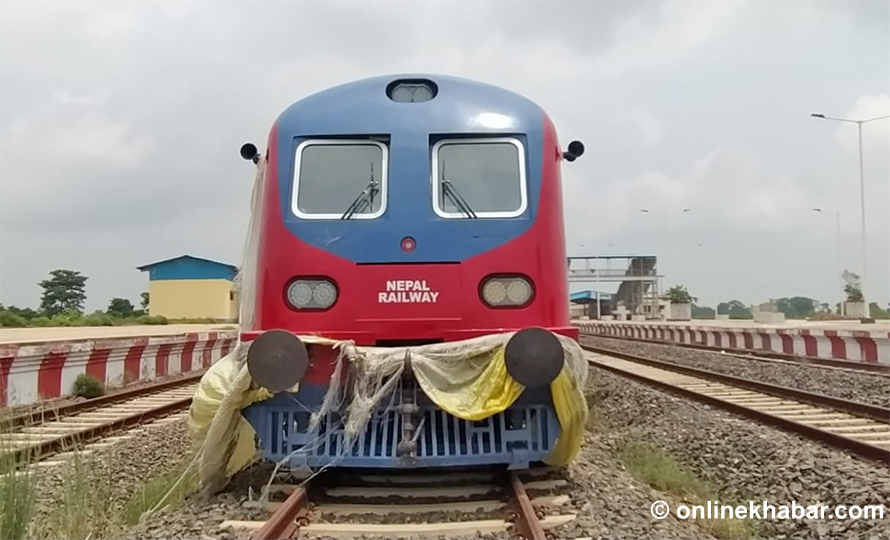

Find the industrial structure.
[
  {"left": 137, "top": 255, "right": 239, "bottom": 321},
  {"left": 567, "top": 255, "right": 663, "bottom": 319}
]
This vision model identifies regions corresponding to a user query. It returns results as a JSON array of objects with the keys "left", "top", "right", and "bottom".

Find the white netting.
[{"left": 234, "top": 156, "right": 265, "bottom": 330}]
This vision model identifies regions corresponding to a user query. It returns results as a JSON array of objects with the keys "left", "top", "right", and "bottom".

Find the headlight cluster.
[
  {"left": 286, "top": 278, "right": 338, "bottom": 310},
  {"left": 480, "top": 275, "right": 534, "bottom": 307}
]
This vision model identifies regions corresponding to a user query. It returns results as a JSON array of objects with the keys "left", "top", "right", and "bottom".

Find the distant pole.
[
  {"left": 810, "top": 112, "right": 890, "bottom": 317},
  {"left": 813, "top": 208, "right": 844, "bottom": 315}
]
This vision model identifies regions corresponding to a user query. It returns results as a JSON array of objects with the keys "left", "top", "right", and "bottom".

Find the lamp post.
[
  {"left": 812, "top": 207, "right": 844, "bottom": 316},
  {"left": 810, "top": 112, "right": 890, "bottom": 318},
  {"left": 640, "top": 208, "right": 691, "bottom": 318}
]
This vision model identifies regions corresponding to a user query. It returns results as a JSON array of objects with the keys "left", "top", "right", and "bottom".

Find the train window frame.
[
  {"left": 291, "top": 139, "right": 389, "bottom": 220},
  {"left": 430, "top": 137, "right": 528, "bottom": 219}
]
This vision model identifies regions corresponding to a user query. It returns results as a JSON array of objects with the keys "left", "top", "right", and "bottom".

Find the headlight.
[
  {"left": 286, "top": 278, "right": 338, "bottom": 310},
  {"left": 480, "top": 275, "right": 534, "bottom": 307}
]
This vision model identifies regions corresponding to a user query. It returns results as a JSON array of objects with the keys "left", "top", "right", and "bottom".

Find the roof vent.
[{"left": 386, "top": 79, "right": 437, "bottom": 103}]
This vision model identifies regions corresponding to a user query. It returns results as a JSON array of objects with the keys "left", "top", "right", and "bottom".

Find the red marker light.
[{"left": 401, "top": 236, "right": 416, "bottom": 252}]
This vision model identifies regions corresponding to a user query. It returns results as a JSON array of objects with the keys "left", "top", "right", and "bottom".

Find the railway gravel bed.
[
  {"left": 581, "top": 334, "right": 890, "bottom": 408},
  {"left": 11, "top": 416, "right": 196, "bottom": 539},
  {"left": 126, "top": 427, "right": 711, "bottom": 539},
  {"left": 588, "top": 360, "right": 890, "bottom": 540}
]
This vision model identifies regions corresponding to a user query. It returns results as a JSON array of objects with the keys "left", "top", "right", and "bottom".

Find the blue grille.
[{"left": 242, "top": 386, "right": 559, "bottom": 469}]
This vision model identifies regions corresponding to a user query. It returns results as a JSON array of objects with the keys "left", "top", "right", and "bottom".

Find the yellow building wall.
[{"left": 149, "top": 279, "right": 237, "bottom": 321}]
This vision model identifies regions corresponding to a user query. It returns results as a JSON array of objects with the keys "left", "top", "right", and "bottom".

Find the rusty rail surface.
[
  {"left": 583, "top": 345, "right": 890, "bottom": 465},
  {"left": 509, "top": 472, "right": 546, "bottom": 540},
  {"left": 1, "top": 371, "right": 206, "bottom": 431},
  {"left": 581, "top": 332, "right": 890, "bottom": 374},
  {"left": 251, "top": 487, "right": 308, "bottom": 540}
]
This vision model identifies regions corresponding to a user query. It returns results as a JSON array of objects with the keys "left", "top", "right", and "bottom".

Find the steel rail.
[
  {"left": 582, "top": 344, "right": 889, "bottom": 422},
  {"left": 583, "top": 346, "right": 890, "bottom": 465},
  {"left": 1, "top": 371, "right": 206, "bottom": 431},
  {"left": 250, "top": 486, "right": 308, "bottom": 540},
  {"left": 580, "top": 332, "right": 890, "bottom": 374},
  {"left": 508, "top": 471, "right": 546, "bottom": 540},
  {"left": 8, "top": 395, "right": 194, "bottom": 465}
]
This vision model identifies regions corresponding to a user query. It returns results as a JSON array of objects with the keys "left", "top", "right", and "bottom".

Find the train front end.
[{"left": 238, "top": 74, "right": 587, "bottom": 471}]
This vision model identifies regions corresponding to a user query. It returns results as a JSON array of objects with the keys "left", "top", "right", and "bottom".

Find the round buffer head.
[
  {"left": 246, "top": 330, "right": 308, "bottom": 393},
  {"left": 504, "top": 327, "right": 565, "bottom": 389}
]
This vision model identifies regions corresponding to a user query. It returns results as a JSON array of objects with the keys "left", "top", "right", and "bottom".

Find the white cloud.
[{"left": 629, "top": 110, "right": 666, "bottom": 147}]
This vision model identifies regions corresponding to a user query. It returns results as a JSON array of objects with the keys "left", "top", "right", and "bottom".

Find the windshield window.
[
  {"left": 292, "top": 140, "right": 387, "bottom": 219},
  {"left": 432, "top": 138, "right": 526, "bottom": 218}
]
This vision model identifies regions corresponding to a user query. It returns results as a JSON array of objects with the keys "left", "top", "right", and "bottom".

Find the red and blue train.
[{"left": 238, "top": 74, "right": 584, "bottom": 470}]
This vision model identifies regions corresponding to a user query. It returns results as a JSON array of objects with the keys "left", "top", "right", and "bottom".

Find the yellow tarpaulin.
[{"left": 189, "top": 332, "right": 588, "bottom": 492}]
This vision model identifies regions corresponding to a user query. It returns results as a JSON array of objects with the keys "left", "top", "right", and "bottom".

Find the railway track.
[
  {"left": 0, "top": 373, "right": 202, "bottom": 465},
  {"left": 580, "top": 332, "right": 890, "bottom": 375},
  {"left": 581, "top": 344, "right": 890, "bottom": 464},
  {"left": 223, "top": 467, "right": 576, "bottom": 539}
]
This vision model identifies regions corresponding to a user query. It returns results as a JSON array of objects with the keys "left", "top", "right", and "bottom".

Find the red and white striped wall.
[
  {"left": 575, "top": 322, "right": 890, "bottom": 366},
  {"left": 0, "top": 331, "right": 237, "bottom": 407}
]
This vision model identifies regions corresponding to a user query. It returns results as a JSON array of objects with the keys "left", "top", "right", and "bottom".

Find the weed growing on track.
[
  {"left": 39, "top": 448, "right": 119, "bottom": 540},
  {"left": 621, "top": 441, "right": 753, "bottom": 539},
  {"left": 0, "top": 424, "right": 36, "bottom": 540},
  {"left": 0, "top": 419, "right": 198, "bottom": 540},
  {"left": 122, "top": 456, "right": 199, "bottom": 525}
]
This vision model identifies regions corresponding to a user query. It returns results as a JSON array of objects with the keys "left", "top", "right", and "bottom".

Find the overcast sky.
[{"left": 1, "top": 0, "right": 888, "bottom": 312}]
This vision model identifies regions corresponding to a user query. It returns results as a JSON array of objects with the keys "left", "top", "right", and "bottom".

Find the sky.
[{"left": 1, "top": 0, "right": 888, "bottom": 312}]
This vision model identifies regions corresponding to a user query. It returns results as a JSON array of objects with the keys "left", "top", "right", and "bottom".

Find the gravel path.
[
  {"left": 588, "top": 359, "right": 890, "bottom": 540},
  {"left": 581, "top": 334, "right": 890, "bottom": 408}
]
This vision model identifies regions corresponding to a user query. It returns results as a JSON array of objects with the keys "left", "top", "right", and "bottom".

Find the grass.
[
  {"left": 621, "top": 440, "right": 754, "bottom": 539},
  {"left": 121, "top": 457, "right": 199, "bottom": 525},
  {"left": 0, "top": 403, "right": 37, "bottom": 540},
  {"left": 0, "top": 404, "right": 199, "bottom": 539},
  {"left": 0, "top": 451, "right": 36, "bottom": 540}
]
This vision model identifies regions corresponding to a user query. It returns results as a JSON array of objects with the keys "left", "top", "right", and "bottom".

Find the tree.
[
  {"left": 140, "top": 292, "right": 149, "bottom": 309},
  {"left": 870, "top": 302, "right": 889, "bottom": 320},
  {"left": 107, "top": 298, "right": 135, "bottom": 318},
  {"left": 842, "top": 270, "right": 864, "bottom": 302},
  {"left": 665, "top": 285, "right": 696, "bottom": 304},
  {"left": 39, "top": 270, "right": 88, "bottom": 316},
  {"left": 717, "top": 300, "right": 752, "bottom": 319},
  {"left": 691, "top": 304, "right": 716, "bottom": 319},
  {"left": 773, "top": 296, "right": 820, "bottom": 319},
  {"left": 0, "top": 304, "right": 39, "bottom": 319}
]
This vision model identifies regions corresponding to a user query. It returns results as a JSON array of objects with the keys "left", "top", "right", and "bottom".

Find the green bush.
[
  {"left": 0, "top": 311, "right": 28, "bottom": 328},
  {"left": 82, "top": 311, "right": 114, "bottom": 326},
  {"left": 73, "top": 374, "right": 104, "bottom": 398},
  {"left": 29, "top": 316, "right": 53, "bottom": 327}
]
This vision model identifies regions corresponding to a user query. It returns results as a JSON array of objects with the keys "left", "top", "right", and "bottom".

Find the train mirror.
[
  {"left": 563, "top": 140, "right": 584, "bottom": 162},
  {"left": 240, "top": 142, "right": 260, "bottom": 163},
  {"left": 568, "top": 140, "right": 584, "bottom": 157}
]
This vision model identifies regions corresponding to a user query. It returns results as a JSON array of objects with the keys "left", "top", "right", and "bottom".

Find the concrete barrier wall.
[
  {"left": 0, "top": 331, "right": 237, "bottom": 407},
  {"left": 575, "top": 322, "right": 890, "bottom": 366}
]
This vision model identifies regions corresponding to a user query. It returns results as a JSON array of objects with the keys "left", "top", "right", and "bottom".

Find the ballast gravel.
[
  {"left": 581, "top": 334, "right": 890, "bottom": 408},
  {"left": 22, "top": 415, "right": 196, "bottom": 539},
  {"left": 114, "top": 349, "right": 887, "bottom": 540},
  {"left": 586, "top": 361, "right": 890, "bottom": 540}
]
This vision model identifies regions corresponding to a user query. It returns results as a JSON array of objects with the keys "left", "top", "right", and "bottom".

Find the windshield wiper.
[
  {"left": 440, "top": 162, "right": 476, "bottom": 218},
  {"left": 341, "top": 163, "right": 379, "bottom": 220}
]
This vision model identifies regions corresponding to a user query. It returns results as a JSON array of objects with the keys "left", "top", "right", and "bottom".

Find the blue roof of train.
[
  {"left": 274, "top": 74, "right": 546, "bottom": 136},
  {"left": 271, "top": 74, "right": 550, "bottom": 263}
]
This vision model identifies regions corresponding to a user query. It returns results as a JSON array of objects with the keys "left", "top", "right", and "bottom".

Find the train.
[{"left": 236, "top": 74, "right": 586, "bottom": 471}]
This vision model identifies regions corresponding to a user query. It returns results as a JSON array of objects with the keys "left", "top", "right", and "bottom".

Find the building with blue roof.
[{"left": 137, "top": 255, "right": 238, "bottom": 321}]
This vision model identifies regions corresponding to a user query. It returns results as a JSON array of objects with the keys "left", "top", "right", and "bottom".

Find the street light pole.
[
  {"left": 811, "top": 113, "right": 890, "bottom": 318},
  {"left": 640, "top": 208, "right": 691, "bottom": 319},
  {"left": 813, "top": 207, "right": 844, "bottom": 315}
]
